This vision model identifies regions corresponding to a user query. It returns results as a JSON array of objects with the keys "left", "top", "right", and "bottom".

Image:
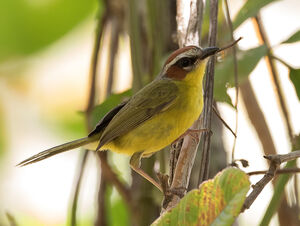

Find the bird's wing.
[
  {"left": 96, "top": 79, "right": 178, "bottom": 149},
  {"left": 88, "top": 100, "right": 129, "bottom": 137}
]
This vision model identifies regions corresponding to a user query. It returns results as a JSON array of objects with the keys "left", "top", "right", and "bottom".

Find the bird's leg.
[
  {"left": 130, "top": 152, "right": 163, "bottom": 192},
  {"left": 173, "top": 128, "right": 210, "bottom": 144}
]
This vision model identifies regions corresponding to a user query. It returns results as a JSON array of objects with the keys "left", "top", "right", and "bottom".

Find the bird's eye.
[{"left": 176, "top": 57, "right": 196, "bottom": 68}]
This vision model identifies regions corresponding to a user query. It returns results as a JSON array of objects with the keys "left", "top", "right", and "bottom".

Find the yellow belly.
[{"left": 102, "top": 85, "right": 203, "bottom": 156}]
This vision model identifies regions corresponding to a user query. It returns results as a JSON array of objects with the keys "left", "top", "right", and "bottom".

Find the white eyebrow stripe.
[{"left": 161, "top": 48, "right": 201, "bottom": 75}]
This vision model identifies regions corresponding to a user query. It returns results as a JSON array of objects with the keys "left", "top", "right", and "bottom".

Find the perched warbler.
[{"left": 17, "top": 46, "right": 219, "bottom": 191}]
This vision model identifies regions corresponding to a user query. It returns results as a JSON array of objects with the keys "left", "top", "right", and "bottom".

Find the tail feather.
[{"left": 17, "top": 136, "right": 97, "bottom": 167}]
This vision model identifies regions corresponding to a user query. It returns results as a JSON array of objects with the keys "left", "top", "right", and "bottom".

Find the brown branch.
[
  {"left": 271, "top": 55, "right": 294, "bottom": 69},
  {"left": 248, "top": 167, "right": 300, "bottom": 176},
  {"left": 251, "top": 15, "right": 298, "bottom": 225},
  {"left": 242, "top": 150, "right": 300, "bottom": 211},
  {"left": 185, "top": 0, "right": 204, "bottom": 46},
  {"left": 240, "top": 81, "right": 277, "bottom": 156},
  {"left": 198, "top": 0, "right": 219, "bottom": 184},
  {"left": 217, "top": 37, "right": 242, "bottom": 53},
  {"left": 176, "top": 0, "right": 187, "bottom": 48},
  {"left": 212, "top": 105, "right": 236, "bottom": 138},
  {"left": 94, "top": 3, "right": 135, "bottom": 224},
  {"left": 252, "top": 14, "right": 294, "bottom": 141},
  {"left": 98, "top": 153, "right": 132, "bottom": 205},
  {"left": 164, "top": 0, "right": 205, "bottom": 211}
]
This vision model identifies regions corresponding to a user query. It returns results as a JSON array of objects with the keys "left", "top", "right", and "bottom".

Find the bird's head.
[{"left": 161, "top": 46, "right": 219, "bottom": 81}]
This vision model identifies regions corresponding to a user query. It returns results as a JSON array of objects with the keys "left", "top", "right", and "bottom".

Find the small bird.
[{"left": 17, "top": 45, "right": 219, "bottom": 191}]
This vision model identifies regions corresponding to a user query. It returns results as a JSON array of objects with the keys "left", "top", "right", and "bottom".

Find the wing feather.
[{"left": 96, "top": 79, "right": 178, "bottom": 150}]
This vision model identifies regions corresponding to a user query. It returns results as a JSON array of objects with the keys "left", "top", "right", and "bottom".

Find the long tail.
[{"left": 17, "top": 136, "right": 98, "bottom": 167}]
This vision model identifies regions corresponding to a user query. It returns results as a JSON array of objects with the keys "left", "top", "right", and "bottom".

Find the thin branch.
[
  {"left": 106, "top": 17, "right": 121, "bottom": 96},
  {"left": 216, "top": 37, "right": 242, "bottom": 53},
  {"left": 212, "top": 105, "right": 236, "bottom": 138},
  {"left": 98, "top": 153, "right": 132, "bottom": 205},
  {"left": 70, "top": 152, "right": 89, "bottom": 226},
  {"left": 242, "top": 150, "right": 300, "bottom": 211},
  {"left": 69, "top": 9, "right": 105, "bottom": 226},
  {"left": 223, "top": 0, "right": 239, "bottom": 162},
  {"left": 271, "top": 55, "right": 294, "bottom": 69},
  {"left": 240, "top": 81, "right": 277, "bottom": 156},
  {"left": 198, "top": 0, "right": 219, "bottom": 184},
  {"left": 252, "top": 14, "right": 294, "bottom": 141},
  {"left": 248, "top": 167, "right": 300, "bottom": 176}
]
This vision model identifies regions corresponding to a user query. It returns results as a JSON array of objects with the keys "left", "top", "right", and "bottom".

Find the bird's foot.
[{"left": 156, "top": 172, "right": 187, "bottom": 209}]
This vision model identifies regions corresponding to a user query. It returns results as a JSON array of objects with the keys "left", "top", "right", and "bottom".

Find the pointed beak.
[{"left": 199, "top": 47, "right": 219, "bottom": 60}]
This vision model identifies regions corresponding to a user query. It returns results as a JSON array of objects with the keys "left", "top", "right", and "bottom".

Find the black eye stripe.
[{"left": 176, "top": 57, "right": 197, "bottom": 68}]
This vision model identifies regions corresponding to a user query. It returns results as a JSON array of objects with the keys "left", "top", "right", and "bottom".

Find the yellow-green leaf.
[{"left": 152, "top": 168, "right": 250, "bottom": 226}]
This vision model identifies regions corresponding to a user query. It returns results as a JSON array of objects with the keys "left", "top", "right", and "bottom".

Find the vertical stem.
[
  {"left": 223, "top": 0, "right": 239, "bottom": 162},
  {"left": 198, "top": 0, "right": 218, "bottom": 183},
  {"left": 128, "top": 0, "right": 144, "bottom": 92},
  {"left": 69, "top": 5, "right": 105, "bottom": 225},
  {"left": 106, "top": 18, "right": 120, "bottom": 96},
  {"left": 165, "top": 0, "right": 206, "bottom": 210}
]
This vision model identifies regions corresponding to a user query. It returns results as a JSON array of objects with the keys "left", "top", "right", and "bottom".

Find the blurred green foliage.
[
  {"left": 233, "top": 0, "right": 278, "bottom": 30},
  {"left": 105, "top": 186, "right": 129, "bottom": 226},
  {"left": 214, "top": 45, "right": 267, "bottom": 104},
  {"left": 0, "top": 0, "right": 97, "bottom": 62},
  {"left": 49, "top": 111, "right": 86, "bottom": 139},
  {"left": 91, "top": 90, "right": 132, "bottom": 127}
]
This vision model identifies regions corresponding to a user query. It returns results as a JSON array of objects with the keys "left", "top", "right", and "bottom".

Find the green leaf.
[
  {"left": 214, "top": 45, "right": 267, "bottom": 105},
  {"left": 152, "top": 168, "right": 250, "bottom": 226},
  {"left": 290, "top": 69, "right": 300, "bottom": 100},
  {"left": 91, "top": 90, "right": 132, "bottom": 127},
  {"left": 281, "top": 30, "right": 300, "bottom": 44},
  {"left": 233, "top": 0, "right": 279, "bottom": 30},
  {"left": 0, "top": 0, "right": 97, "bottom": 62}
]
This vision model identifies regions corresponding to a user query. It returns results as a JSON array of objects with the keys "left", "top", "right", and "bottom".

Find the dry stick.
[
  {"left": 165, "top": 0, "right": 205, "bottom": 211},
  {"left": 242, "top": 150, "right": 300, "bottom": 211},
  {"left": 198, "top": 0, "right": 219, "bottom": 184},
  {"left": 176, "top": 0, "right": 187, "bottom": 48},
  {"left": 248, "top": 167, "right": 300, "bottom": 176},
  {"left": 69, "top": 13, "right": 106, "bottom": 226},
  {"left": 212, "top": 105, "right": 236, "bottom": 138},
  {"left": 184, "top": 0, "right": 204, "bottom": 46}
]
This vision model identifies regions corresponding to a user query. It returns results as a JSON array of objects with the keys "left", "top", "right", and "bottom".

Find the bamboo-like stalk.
[{"left": 198, "top": 0, "right": 219, "bottom": 183}]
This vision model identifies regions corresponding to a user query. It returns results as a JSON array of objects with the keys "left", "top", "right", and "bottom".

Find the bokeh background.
[{"left": 0, "top": 0, "right": 300, "bottom": 225}]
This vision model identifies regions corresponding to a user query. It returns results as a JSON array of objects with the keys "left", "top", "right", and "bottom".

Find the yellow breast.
[{"left": 103, "top": 62, "right": 206, "bottom": 156}]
